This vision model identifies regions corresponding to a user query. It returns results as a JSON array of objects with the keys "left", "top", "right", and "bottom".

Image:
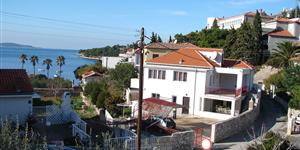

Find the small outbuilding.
[{"left": 0, "top": 69, "right": 33, "bottom": 125}]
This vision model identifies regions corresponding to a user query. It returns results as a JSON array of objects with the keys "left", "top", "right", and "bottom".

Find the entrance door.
[{"left": 182, "top": 97, "right": 190, "bottom": 114}]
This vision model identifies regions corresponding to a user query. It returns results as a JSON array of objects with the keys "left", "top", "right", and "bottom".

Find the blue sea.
[{"left": 0, "top": 47, "right": 95, "bottom": 84}]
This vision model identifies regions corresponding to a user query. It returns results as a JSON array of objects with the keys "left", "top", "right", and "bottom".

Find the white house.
[
  {"left": 262, "top": 18, "right": 300, "bottom": 55},
  {"left": 81, "top": 70, "right": 101, "bottom": 85},
  {"left": 128, "top": 48, "right": 254, "bottom": 120},
  {"left": 207, "top": 10, "right": 274, "bottom": 29},
  {"left": 0, "top": 69, "right": 33, "bottom": 125}
]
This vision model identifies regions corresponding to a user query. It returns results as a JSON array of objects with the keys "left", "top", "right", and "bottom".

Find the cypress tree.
[
  {"left": 253, "top": 10, "right": 263, "bottom": 64},
  {"left": 169, "top": 35, "right": 173, "bottom": 43},
  {"left": 231, "top": 22, "right": 256, "bottom": 65},
  {"left": 223, "top": 28, "right": 236, "bottom": 58},
  {"left": 150, "top": 32, "right": 156, "bottom": 43},
  {"left": 157, "top": 36, "right": 162, "bottom": 42},
  {"left": 212, "top": 18, "right": 219, "bottom": 29}
]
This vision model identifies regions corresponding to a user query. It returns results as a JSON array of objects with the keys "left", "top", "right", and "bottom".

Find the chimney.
[{"left": 179, "top": 59, "right": 184, "bottom": 64}]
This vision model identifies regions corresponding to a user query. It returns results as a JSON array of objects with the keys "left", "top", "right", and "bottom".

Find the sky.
[{"left": 0, "top": 0, "right": 298, "bottom": 49}]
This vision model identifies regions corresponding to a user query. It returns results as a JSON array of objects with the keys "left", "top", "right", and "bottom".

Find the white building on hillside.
[
  {"left": 262, "top": 18, "right": 300, "bottom": 54},
  {"left": 0, "top": 69, "right": 33, "bottom": 125},
  {"left": 207, "top": 10, "right": 274, "bottom": 29},
  {"left": 127, "top": 48, "right": 254, "bottom": 120}
]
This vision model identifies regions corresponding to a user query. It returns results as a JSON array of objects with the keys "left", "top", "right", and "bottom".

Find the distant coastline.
[{"left": 79, "top": 54, "right": 100, "bottom": 60}]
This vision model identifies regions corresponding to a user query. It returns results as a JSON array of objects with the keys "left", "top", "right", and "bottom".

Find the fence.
[{"left": 102, "top": 130, "right": 195, "bottom": 150}]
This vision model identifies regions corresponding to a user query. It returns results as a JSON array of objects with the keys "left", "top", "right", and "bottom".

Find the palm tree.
[
  {"left": 267, "top": 41, "right": 300, "bottom": 68},
  {"left": 56, "top": 56, "right": 65, "bottom": 77},
  {"left": 19, "top": 54, "right": 27, "bottom": 69},
  {"left": 30, "top": 55, "right": 39, "bottom": 76},
  {"left": 43, "top": 58, "right": 52, "bottom": 78}
]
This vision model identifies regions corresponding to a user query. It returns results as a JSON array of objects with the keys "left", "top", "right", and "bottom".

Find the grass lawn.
[{"left": 71, "top": 96, "right": 98, "bottom": 119}]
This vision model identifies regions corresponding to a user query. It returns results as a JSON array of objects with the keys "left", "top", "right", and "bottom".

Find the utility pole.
[{"left": 137, "top": 27, "right": 144, "bottom": 150}]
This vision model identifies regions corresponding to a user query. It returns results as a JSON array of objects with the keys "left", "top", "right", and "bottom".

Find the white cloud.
[
  {"left": 229, "top": 0, "right": 281, "bottom": 6},
  {"left": 165, "top": 10, "right": 188, "bottom": 16}
]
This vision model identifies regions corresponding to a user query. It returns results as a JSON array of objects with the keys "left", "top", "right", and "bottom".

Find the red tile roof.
[
  {"left": 81, "top": 71, "right": 101, "bottom": 78},
  {"left": 290, "top": 56, "right": 300, "bottom": 61},
  {"left": 145, "top": 42, "right": 199, "bottom": 50},
  {"left": 144, "top": 98, "right": 182, "bottom": 108},
  {"left": 0, "top": 69, "right": 33, "bottom": 95},
  {"left": 268, "top": 30, "right": 295, "bottom": 38},
  {"left": 146, "top": 48, "right": 220, "bottom": 68},
  {"left": 223, "top": 59, "right": 254, "bottom": 69},
  {"left": 267, "top": 18, "right": 300, "bottom": 24}
]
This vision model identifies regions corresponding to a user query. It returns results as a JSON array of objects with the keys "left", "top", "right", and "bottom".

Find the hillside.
[{"left": 0, "top": 43, "right": 36, "bottom": 48}]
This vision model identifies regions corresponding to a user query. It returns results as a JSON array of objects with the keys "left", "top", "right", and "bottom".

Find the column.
[
  {"left": 236, "top": 71, "right": 243, "bottom": 96},
  {"left": 231, "top": 101, "right": 235, "bottom": 117}
]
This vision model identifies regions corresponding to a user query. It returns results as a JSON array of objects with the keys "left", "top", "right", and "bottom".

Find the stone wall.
[
  {"left": 211, "top": 93, "right": 261, "bottom": 143},
  {"left": 287, "top": 108, "right": 300, "bottom": 135}
]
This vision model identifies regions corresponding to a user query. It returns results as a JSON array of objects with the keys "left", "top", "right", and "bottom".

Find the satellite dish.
[{"left": 211, "top": 51, "right": 218, "bottom": 60}]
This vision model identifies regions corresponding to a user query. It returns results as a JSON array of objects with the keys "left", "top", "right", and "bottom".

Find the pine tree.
[
  {"left": 253, "top": 10, "right": 263, "bottom": 64},
  {"left": 223, "top": 28, "right": 236, "bottom": 58},
  {"left": 212, "top": 18, "right": 219, "bottom": 29}
]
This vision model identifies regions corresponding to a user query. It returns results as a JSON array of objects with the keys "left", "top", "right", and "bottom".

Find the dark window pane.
[
  {"left": 179, "top": 72, "right": 183, "bottom": 81},
  {"left": 183, "top": 72, "right": 187, "bottom": 81},
  {"left": 162, "top": 71, "right": 166, "bottom": 79},
  {"left": 149, "top": 70, "right": 153, "bottom": 78}
]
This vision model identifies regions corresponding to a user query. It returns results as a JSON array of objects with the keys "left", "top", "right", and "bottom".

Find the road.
[{"left": 214, "top": 94, "right": 286, "bottom": 149}]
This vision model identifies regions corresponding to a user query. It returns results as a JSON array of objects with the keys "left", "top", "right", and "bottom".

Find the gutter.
[{"left": 193, "top": 68, "right": 197, "bottom": 115}]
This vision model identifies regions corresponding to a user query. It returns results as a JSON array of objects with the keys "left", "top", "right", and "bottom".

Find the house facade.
[
  {"left": 207, "top": 10, "right": 274, "bottom": 29},
  {"left": 262, "top": 18, "right": 300, "bottom": 55},
  {"left": 128, "top": 48, "right": 254, "bottom": 120},
  {"left": 0, "top": 69, "right": 33, "bottom": 125}
]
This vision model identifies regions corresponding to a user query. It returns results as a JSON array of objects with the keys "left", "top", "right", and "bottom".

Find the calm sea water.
[{"left": 0, "top": 47, "right": 95, "bottom": 83}]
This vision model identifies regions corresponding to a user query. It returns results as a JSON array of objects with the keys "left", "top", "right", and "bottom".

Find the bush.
[
  {"left": 263, "top": 71, "right": 286, "bottom": 92},
  {"left": 0, "top": 119, "right": 47, "bottom": 150},
  {"left": 289, "top": 85, "right": 300, "bottom": 109}
]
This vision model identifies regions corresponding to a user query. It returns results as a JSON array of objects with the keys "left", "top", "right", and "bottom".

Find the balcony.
[{"left": 205, "top": 86, "right": 248, "bottom": 98}]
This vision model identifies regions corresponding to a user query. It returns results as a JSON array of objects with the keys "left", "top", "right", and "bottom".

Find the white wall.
[
  {"left": 0, "top": 95, "right": 32, "bottom": 125},
  {"left": 268, "top": 36, "right": 299, "bottom": 54},
  {"left": 143, "top": 64, "right": 209, "bottom": 116},
  {"left": 101, "top": 56, "right": 125, "bottom": 69}
]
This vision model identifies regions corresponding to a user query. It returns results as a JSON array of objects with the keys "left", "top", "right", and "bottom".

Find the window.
[
  {"left": 153, "top": 70, "right": 157, "bottom": 78},
  {"left": 183, "top": 72, "right": 187, "bottom": 81},
  {"left": 172, "top": 96, "right": 177, "bottom": 103},
  {"left": 148, "top": 70, "right": 153, "bottom": 78},
  {"left": 162, "top": 71, "right": 166, "bottom": 79},
  {"left": 152, "top": 93, "right": 160, "bottom": 99},
  {"left": 173, "top": 71, "right": 187, "bottom": 82},
  {"left": 149, "top": 69, "right": 166, "bottom": 80},
  {"left": 152, "top": 54, "right": 159, "bottom": 58}
]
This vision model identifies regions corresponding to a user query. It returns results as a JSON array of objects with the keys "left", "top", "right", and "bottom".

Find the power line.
[
  {"left": 2, "top": 29, "right": 133, "bottom": 42},
  {"left": 1, "top": 21, "right": 136, "bottom": 37},
  {"left": 0, "top": 11, "right": 137, "bottom": 32}
]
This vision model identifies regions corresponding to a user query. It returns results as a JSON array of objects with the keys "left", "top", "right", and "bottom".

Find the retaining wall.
[{"left": 211, "top": 93, "right": 261, "bottom": 143}]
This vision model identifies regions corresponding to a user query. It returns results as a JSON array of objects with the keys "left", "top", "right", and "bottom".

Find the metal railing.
[{"left": 206, "top": 86, "right": 248, "bottom": 97}]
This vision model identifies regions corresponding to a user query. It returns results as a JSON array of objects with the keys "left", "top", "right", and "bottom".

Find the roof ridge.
[{"left": 194, "top": 50, "right": 214, "bottom": 68}]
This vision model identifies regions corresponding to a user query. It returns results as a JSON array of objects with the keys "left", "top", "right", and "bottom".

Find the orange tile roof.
[
  {"left": 81, "top": 71, "right": 101, "bottom": 78},
  {"left": 268, "top": 30, "right": 295, "bottom": 38},
  {"left": 145, "top": 42, "right": 199, "bottom": 50},
  {"left": 146, "top": 48, "right": 219, "bottom": 68},
  {"left": 223, "top": 59, "right": 254, "bottom": 69},
  {"left": 0, "top": 69, "right": 33, "bottom": 95}
]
